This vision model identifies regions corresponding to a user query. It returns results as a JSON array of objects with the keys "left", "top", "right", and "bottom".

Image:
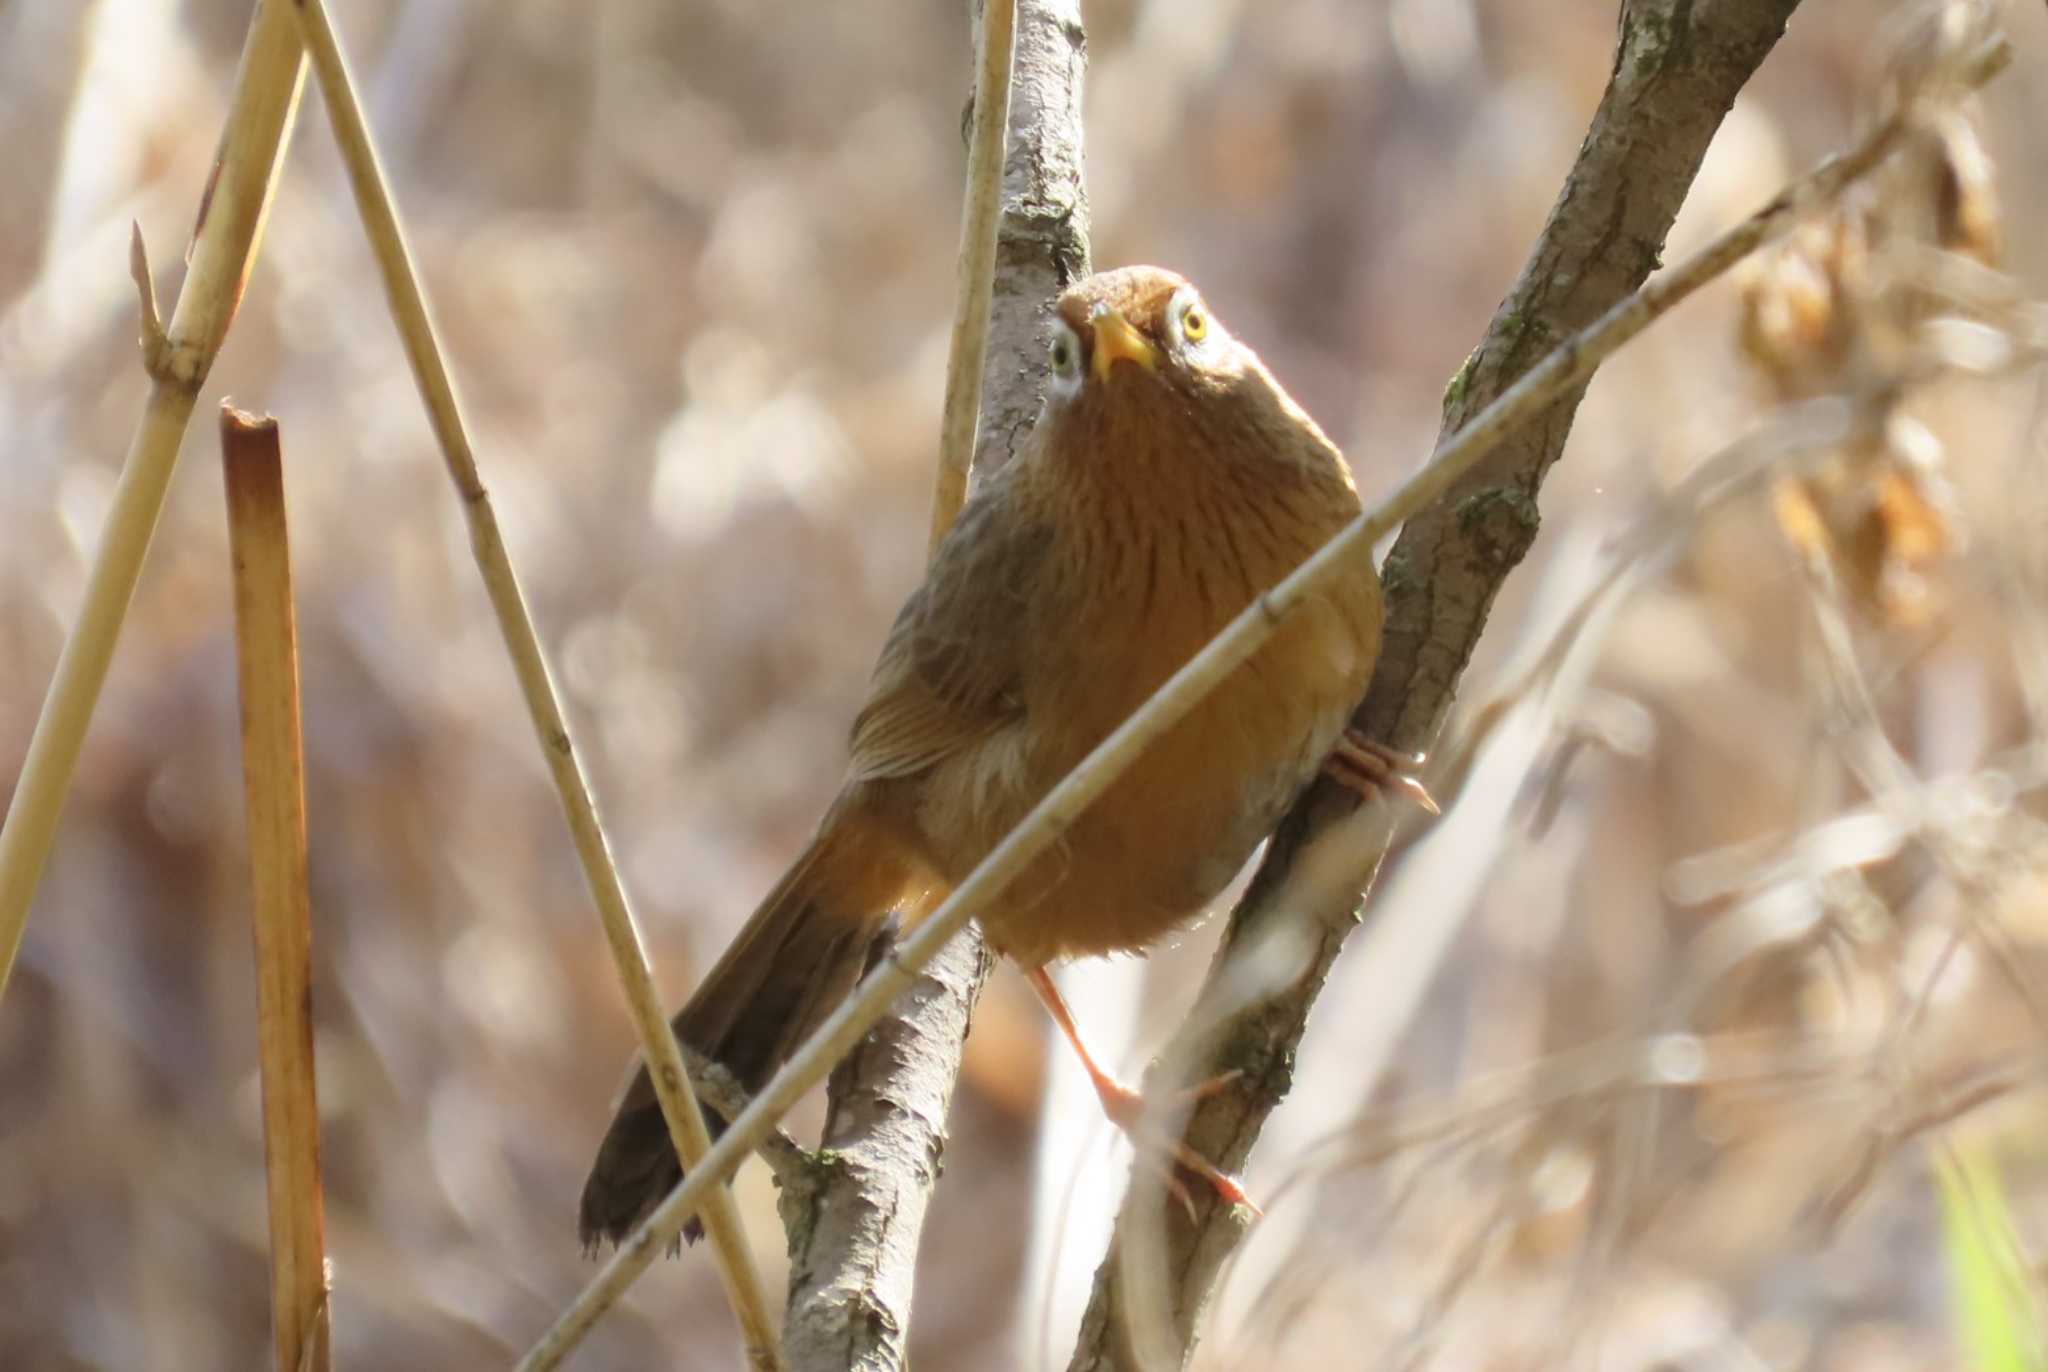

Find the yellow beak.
[{"left": 1090, "top": 304, "right": 1160, "bottom": 383}]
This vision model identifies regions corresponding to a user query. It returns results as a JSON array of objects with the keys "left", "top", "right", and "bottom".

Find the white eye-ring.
[
  {"left": 1169, "top": 287, "right": 1216, "bottom": 352},
  {"left": 1047, "top": 320, "right": 1083, "bottom": 400}
]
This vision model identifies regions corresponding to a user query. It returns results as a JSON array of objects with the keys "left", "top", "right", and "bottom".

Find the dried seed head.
[
  {"left": 1876, "top": 105, "right": 2004, "bottom": 286},
  {"left": 1738, "top": 4, "right": 1998, "bottom": 626},
  {"left": 1878, "top": 0, "right": 2002, "bottom": 111},
  {"left": 1770, "top": 416, "right": 1956, "bottom": 628},
  {"left": 1930, "top": 109, "right": 2001, "bottom": 265},
  {"left": 1738, "top": 215, "right": 1869, "bottom": 400}
]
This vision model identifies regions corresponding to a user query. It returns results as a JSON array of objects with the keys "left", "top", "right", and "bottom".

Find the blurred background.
[{"left": 5, "top": 1, "right": 2048, "bottom": 1368}]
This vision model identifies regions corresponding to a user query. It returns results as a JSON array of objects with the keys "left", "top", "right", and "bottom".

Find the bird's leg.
[
  {"left": 1323, "top": 729, "right": 1439, "bottom": 815},
  {"left": 1025, "top": 966, "right": 1259, "bottom": 1215}
]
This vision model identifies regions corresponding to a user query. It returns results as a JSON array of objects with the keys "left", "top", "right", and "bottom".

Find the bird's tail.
[{"left": 577, "top": 800, "right": 924, "bottom": 1249}]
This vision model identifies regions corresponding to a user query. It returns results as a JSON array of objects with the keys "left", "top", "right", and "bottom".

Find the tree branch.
[
  {"left": 1069, "top": 1, "right": 1809, "bottom": 1366},
  {"left": 779, "top": 3, "right": 1090, "bottom": 1368}
]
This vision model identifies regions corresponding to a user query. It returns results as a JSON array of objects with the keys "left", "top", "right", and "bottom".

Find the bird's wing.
[{"left": 848, "top": 476, "right": 1053, "bottom": 781}]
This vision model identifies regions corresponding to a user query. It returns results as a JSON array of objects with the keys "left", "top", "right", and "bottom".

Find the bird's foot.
[
  {"left": 1323, "top": 729, "right": 1439, "bottom": 815},
  {"left": 1025, "top": 966, "right": 1261, "bottom": 1217},
  {"left": 1089, "top": 1069, "right": 1261, "bottom": 1219}
]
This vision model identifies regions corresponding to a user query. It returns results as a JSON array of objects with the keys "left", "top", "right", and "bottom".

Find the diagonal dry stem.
[
  {"left": 285, "top": 0, "right": 784, "bottom": 1366},
  {"left": 506, "top": 28, "right": 2015, "bottom": 1366},
  {"left": 0, "top": 1, "right": 306, "bottom": 1004}
]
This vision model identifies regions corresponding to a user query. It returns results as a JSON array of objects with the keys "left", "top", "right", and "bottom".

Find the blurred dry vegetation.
[{"left": 7, "top": 1, "right": 2048, "bottom": 1369}]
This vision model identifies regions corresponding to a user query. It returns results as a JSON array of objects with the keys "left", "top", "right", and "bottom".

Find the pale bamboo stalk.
[
  {"left": 929, "top": 0, "right": 1019, "bottom": 551},
  {"left": 221, "top": 406, "right": 332, "bottom": 1372},
  {"left": 283, "top": 2, "right": 785, "bottom": 1366},
  {"left": 0, "top": 2, "right": 307, "bottom": 1004},
  {"left": 508, "top": 33, "right": 1997, "bottom": 1364}
]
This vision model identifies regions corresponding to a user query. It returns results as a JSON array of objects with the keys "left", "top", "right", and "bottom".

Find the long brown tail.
[{"left": 577, "top": 799, "right": 921, "bottom": 1250}]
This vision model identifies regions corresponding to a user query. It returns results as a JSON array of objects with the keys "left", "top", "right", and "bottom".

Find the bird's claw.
[
  {"left": 1324, "top": 730, "right": 1439, "bottom": 815},
  {"left": 1092, "top": 1069, "right": 1263, "bottom": 1218}
]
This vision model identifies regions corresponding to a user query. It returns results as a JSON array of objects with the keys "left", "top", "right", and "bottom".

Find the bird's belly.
[{"left": 957, "top": 584, "right": 1376, "bottom": 968}]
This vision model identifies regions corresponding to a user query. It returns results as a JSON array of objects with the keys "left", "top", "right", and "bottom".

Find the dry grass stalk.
[
  {"left": 930, "top": 0, "right": 1019, "bottom": 553},
  {"left": 508, "top": 23, "right": 2020, "bottom": 1368},
  {"left": 284, "top": 0, "right": 786, "bottom": 1365},
  {"left": 220, "top": 404, "right": 332, "bottom": 1372},
  {"left": 0, "top": 0, "right": 306, "bottom": 1002}
]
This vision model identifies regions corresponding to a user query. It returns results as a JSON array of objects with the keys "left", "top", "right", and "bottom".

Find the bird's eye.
[
  {"left": 1181, "top": 305, "right": 1209, "bottom": 343},
  {"left": 1049, "top": 327, "right": 1080, "bottom": 380}
]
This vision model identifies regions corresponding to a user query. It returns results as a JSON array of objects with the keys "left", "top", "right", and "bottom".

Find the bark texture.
[
  {"left": 778, "top": 3, "right": 1090, "bottom": 1368},
  {"left": 1068, "top": 1, "right": 1807, "bottom": 1366}
]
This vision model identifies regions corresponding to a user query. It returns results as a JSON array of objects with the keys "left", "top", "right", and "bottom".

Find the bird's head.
[
  {"left": 1037, "top": 265, "right": 1343, "bottom": 478},
  {"left": 1045, "top": 266, "right": 1243, "bottom": 403}
]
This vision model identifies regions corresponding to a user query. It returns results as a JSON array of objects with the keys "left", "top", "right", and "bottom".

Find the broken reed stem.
[
  {"left": 929, "top": 0, "right": 1018, "bottom": 551},
  {"left": 221, "top": 406, "right": 332, "bottom": 1372},
  {"left": 510, "top": 35, "right": 2007, "bottom": 1367},
  {"left": 0, "top": 1, "right": 306, "bottom": 1005},
  {"left": 285, "top": 2, "right": 786, "bottom": 1367}
]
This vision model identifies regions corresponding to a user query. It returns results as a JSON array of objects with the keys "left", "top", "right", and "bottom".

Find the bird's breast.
[{"left": 951, "top": 470, "right": 1382, "bottom": 965}]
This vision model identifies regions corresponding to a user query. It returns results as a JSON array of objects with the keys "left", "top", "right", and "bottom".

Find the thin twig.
[
  {"left": 509, "top": 20, "right": 2018, "bottom": 1369},
  {"left": 0, "top": 0, "right": 307, "bottom": 1003},
  {"left": 284, "top": 1, "right": 784, "bottom": 1366},
  {"left": 930, "top": 0, "right": 1018, "bottom": 553},
  {"left": 221, "top": 405, "right": 333, "bottom": 1372},
  {"left": 682, "top": 1045, "right": 810, "bottom": 1188}
]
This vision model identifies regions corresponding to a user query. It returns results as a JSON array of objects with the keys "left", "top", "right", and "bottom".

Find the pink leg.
[
  {"left": 1027, "top": 967, "right": 1259, "bottom": 1215},
  {"left": 1324, "top": 729, "right": 1440, "bottom": 815}
]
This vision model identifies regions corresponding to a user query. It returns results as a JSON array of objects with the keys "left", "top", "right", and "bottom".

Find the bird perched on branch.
[{"left": 580, "top": 265, "right": 1423, "bottom": 1248}]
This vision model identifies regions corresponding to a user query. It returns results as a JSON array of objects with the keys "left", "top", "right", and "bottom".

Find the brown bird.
[{"left": 580, "top": 265, "right": 1420, "bottom": 1248}]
